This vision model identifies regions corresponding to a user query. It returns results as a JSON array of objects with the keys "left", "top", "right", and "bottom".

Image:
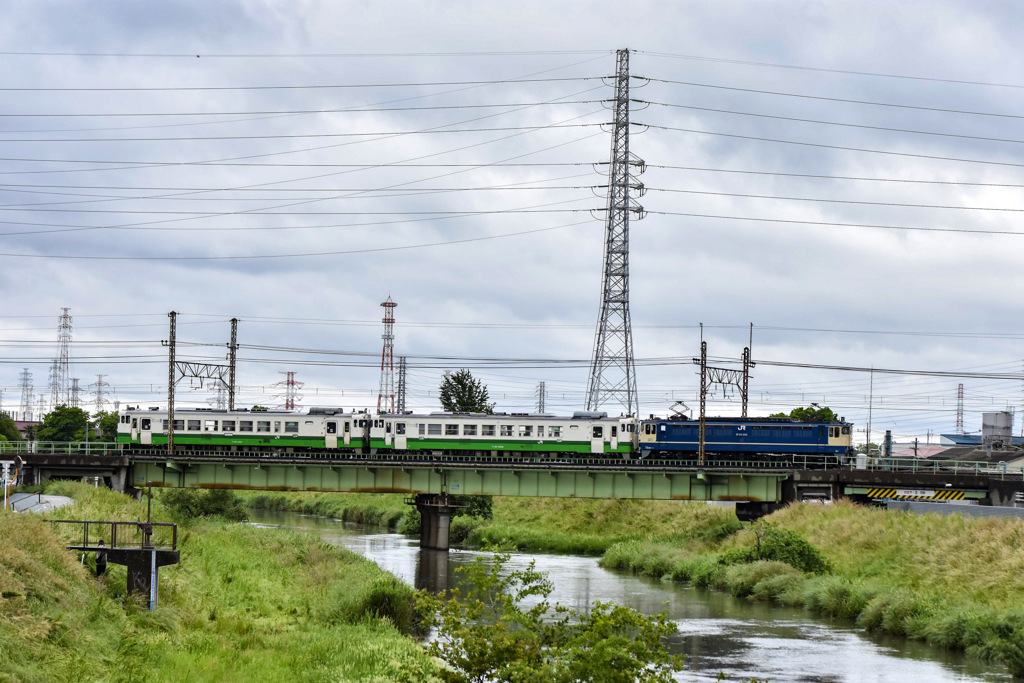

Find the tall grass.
[
  {"left": 0, "top": 482, "right": 441, "bottom": 682},
  {"left": 240, "top": 490, "right": 413, "bottom": 530}
]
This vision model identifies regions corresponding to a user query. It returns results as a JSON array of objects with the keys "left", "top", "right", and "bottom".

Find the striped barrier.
[{"left": 866, "top": 487, "right": 965, "bottom": 501}]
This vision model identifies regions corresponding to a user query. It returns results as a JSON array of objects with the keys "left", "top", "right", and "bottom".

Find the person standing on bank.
[{"left": 95, "top": 539, "right": 107, "bottom": 578}]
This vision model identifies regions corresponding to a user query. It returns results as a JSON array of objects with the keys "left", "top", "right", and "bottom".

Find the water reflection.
[{"left": 250, "top": 511, "right": 1009, "bottom": 683}]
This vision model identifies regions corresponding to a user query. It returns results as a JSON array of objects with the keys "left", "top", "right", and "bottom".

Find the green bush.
[
  {"left": 160, "top": 488, "right": 248, "bottom": 522},
  {"left": 720, "top": 524, "right": 831, "bottom": 575},
  {"left": 449, "top": 515, "right": 486, "bottom": 544}
]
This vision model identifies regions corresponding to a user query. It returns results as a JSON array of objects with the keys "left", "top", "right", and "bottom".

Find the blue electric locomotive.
[{"left": 638, "top": 417, "right": 853, "bottom": 462}]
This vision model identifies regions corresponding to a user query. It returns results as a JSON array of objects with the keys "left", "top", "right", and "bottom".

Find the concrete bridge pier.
[{"left": 413, "top": 494, "right": 464, "bottom": 550}]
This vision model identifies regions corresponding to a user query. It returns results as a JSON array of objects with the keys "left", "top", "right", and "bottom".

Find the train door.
[
  {"left": 343, "top": 420, "right": 351, "bottom": 446},
  {"left": 384, "top": 420, "right": 393, "bottom": 447},
  {"left": 140, "top": 417, "right": 152, "bottom": 445},
  {"left": 326, "top": 421, "right": 338, "bottom": 449},
  {"left": 610, "top": 424, "right": 619, "bottom": 450},
  {"left": 130, "top": 416, "right": 139, "bottom": 442},
  {"left": 590, "top": 424, "right": 605, "bottom": 454},
  {"left": 395, "top": 422, "right": 407, "bottom": 450}
]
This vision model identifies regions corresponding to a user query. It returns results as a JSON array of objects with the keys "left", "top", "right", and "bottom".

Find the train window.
[
  {"left": 274, "top": 421, "right": 281, "bottom": 433},
  {"left": 223, "top": 420, "right": 236, "bottom": 431},
  {"left": 428, "top": 424, "right": 442, "bottom": 436},
  {"left": 141, "top": 418, "right": 151, "bottom": 431},
  {"left": 841, "top": 426, "right": 850, "bottom": 435},
  {"left": 344, "top": 422, "right": 350, "bottom": 433},
  {"left": 132, "top": 418, "right": 137, "bottom": 429},
  {"left": 445, "top": 424, "right": 459, "bottom": 436},
  {"left": 188, "top": 420, "right": 201, "bottom": 431},
  {"left": 482, "top": 425, "right": 496, "bottom": 437},
  {"left": 396, "top": 423, "right": 406, "bottom": 435},
  {"left": 660, "top": 425, "right": 666, "bottom": 432},
  {"left": 240, "top": 421, "right": 253, "bottom": 432},
  {"left": 464, "top": 424, "right": 477, "bottom": 436},
  {"left": 327, "top": 422, "right": 337, "bottom": 434},
  {"left": 418, "top": 423, "right": 425, "bottom": 435},
  {"left": 500, "top": 425, "right": 513, "bottom": 436},
  {"left": 172, "top": 419, "right": 184, "bottom": 430},
  {"left": 611, "top": 426, "right": 618, "bottom": 437},
  {"left": 569, "top": 425, "right": 579, "bottom": 431},
  {"left": 305, "top": 421, "right": 314, "bottom": 426},
  {"left": 257, "top": 421, "right": 271, "bottom": 433},
  {"left": 205, "top": 420, "right": 218, "bottom": 432},
  {"left": 386, "top": 422, "right": 392, "bottom": 434},
  {"left": 285, "top": 422, "right": 299, "bottom": 433},
  {"left": 593, "top": 426, "right": 603, "bottom": 438},
  {"left": 518, "top": 425, "right": 533, "bottom": 437},
  {"left": 537, "top": 426, "right": 545, "bottom": 438},
  {"left": 549, "top": 426, "right": 561, "bottom": 438}
]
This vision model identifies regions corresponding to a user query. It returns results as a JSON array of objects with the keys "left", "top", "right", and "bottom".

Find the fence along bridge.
[{"left": 7, "top": 442, "right": 1024, "bottom": 549}]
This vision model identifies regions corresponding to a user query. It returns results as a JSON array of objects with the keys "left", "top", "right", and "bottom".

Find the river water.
[{"left": 250, "top": 510, "right": 1009, "bottom": 682}]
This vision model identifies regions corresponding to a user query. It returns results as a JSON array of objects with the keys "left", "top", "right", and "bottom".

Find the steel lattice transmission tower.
[
  {"left": 956, "top": 383, "right": 965, "bottom": 434},
  {"left": 56, "top": 308, "right": 72, "bottom": 405},
  {"left": 70, "top": 378, "right": 81, "bottom": 408},
  {"left": 396, "top": 356, "right": 407, "bottom": 413},
  {"left": 90, "top": 374, "right": 111, "bottom": 413},
  {"left": 377, "top": 296, "right": 397, "bottom": 413},
  {"left": 18, "top": 368, "right": 33, "bottom": 421},
  {"left": 585, "top": 48, "right": 645, "bottom": 416}
]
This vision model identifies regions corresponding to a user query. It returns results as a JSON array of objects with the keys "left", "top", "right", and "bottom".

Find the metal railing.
[
  {"left": 49, "top": 519, "right": 177, "bottom": 551},
  {"left": 790, "top": 454, "right": 1024, "bottom": 479},
  {"left": 0, "top": 442, "right": 120, "bottom": 456}
]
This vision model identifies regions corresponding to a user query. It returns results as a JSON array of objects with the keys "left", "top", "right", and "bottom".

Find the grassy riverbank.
[
  {"left": 240, "top": 491, "right": 416, "bottom": 532},
  {"left": 0, "top": 482, "right": 440, "bottom": 682},
  {"left": 455, "top": 497, "right": 1024, "bottom": 676}
]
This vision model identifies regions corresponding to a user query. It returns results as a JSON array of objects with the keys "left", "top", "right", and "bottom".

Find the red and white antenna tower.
[
  {"left": 377, "top": 296, "right": 397, "bottom": 413},
  {"left": 276, "top": 371, "right": 303, "bottom": 410}
]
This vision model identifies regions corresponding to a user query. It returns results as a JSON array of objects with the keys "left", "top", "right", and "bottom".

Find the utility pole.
[
  {"left": 396, "top": 356, "right": 407, "bottom": 413},
  {"left": 698, "top": 340, "right": 707, "bottom": 467},
  {"left": 867, "top": 368, "right": 874, "bottom": 454},
  {"left": 586, "top": 48, "right": 645, "bottom": 417}
]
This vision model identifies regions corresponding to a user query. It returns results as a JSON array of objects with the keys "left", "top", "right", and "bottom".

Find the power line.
[
  {"left": 646, "top": 164, "right": 1024, "bottom": 189},
  {"left": 638, "top": 51, "right": 1024, "bottom": 90},
  {"left": 643, "top": 78, "right": 1024, "bottom": 120},
  {"left": 0, "top": 76, "right": 602, "bottom": 92}
]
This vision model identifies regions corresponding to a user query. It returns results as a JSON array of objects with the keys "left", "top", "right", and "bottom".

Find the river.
[{"left": 250, "top": 510, "right": 1010, "bottom": 682}]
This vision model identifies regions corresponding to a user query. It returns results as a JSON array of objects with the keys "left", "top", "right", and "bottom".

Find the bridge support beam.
[{"left": 413, "top": 494, "right": 464, "bottom": 551}]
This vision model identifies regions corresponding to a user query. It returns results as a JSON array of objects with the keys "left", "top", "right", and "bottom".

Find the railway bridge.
[{"left": 7, "top": 443, "right": 1024, "bottom": 549}]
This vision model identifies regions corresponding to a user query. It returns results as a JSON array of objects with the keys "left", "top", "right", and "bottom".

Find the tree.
[
  {"left": 94, "top": 410, "right": 119, "bottom": 441},
  {"left": 0, "top": 413, "right": 22, "bottom": 442},
  {"left": 416, "top": 553, "right": 684, "bottom": 683},
  {"left": 439, "top": 369, "right": 494, "bottom": 413},
  {"left": 35, "top": 406, "right": 89, "bottom": 442},
  {"left": 770, "top": 405, "right": 838, "bottom": 423}
]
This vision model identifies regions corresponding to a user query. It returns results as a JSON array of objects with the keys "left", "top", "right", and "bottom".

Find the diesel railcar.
[
  {"left": 638, "top": 416, "right": 853, "bottom": 461},
  {"left": 367, "top": 411, "right": 638, "bottom": 455},
  {"left": 117, "top": 406, "right": 371, "bottom": 451}
]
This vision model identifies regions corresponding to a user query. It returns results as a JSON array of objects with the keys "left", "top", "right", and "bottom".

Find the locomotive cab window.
[
  {"left": 593, "top": 426, "right": 603, "bottom": 438},
  {"left": 841, "top": 426, "right": 850, "bottom": 435}
]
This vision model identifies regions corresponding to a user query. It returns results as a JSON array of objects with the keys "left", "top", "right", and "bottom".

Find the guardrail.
[
  {"left": 0, "top": 442, "right": 120, "bottom": 456},
  {"left": 791, "top": 454, "right": 1024, "bottom": 479},
  {"left": 49, "top": 519, "right": 177, "bottom": 551}
]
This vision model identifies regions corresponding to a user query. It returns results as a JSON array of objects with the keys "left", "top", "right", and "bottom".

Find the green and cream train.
[{"left": 117, "top": 406, "right": 637, "bottom": 456}]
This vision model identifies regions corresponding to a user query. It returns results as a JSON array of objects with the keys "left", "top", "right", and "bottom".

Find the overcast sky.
[{"left": 3, "top": 0, "right": 1024, "bottom": 445}]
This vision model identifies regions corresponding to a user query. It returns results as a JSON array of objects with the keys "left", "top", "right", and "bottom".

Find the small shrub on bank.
[
  {"left": 449, "top": 515, "right": 486, "bottom": 544},
  {"left": 720, "top": 523, "right": 831, "bottom": 575}
]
